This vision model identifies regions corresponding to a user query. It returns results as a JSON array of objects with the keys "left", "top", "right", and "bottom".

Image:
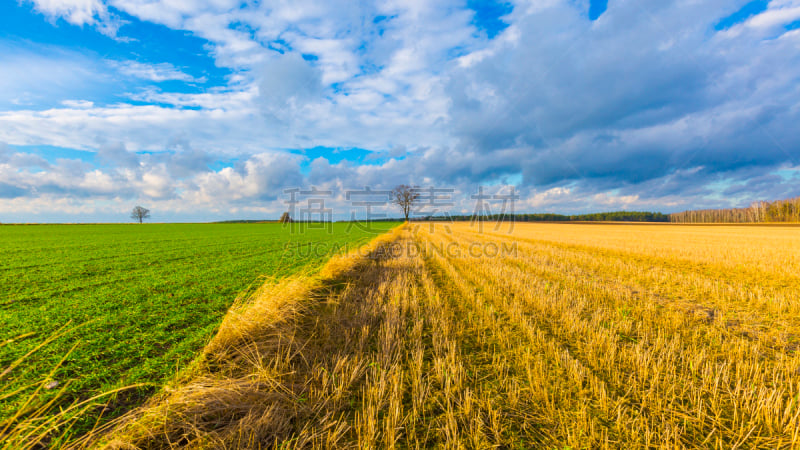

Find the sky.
[{"left": 1, "top": 0, "right": 799, "bottom": 222}]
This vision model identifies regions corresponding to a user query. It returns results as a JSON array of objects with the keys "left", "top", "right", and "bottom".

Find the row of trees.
[
  {"left": 670, "top": 196, "right": 800, "bottom": 223},
  {"left": 427, "top": 211, "right": 669, "bottom": 222}
]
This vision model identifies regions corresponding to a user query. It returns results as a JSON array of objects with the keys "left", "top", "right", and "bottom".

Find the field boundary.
[{"left": 71, "top": 224, "right": 406, "bottom": 449}]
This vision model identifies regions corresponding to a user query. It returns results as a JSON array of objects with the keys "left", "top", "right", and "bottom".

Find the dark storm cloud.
[{"left": 445, "top": 0, "right": 800, "bottom": 193}]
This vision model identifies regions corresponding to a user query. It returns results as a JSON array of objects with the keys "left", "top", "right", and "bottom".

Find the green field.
[{"left": 0, "top": 222, "right": 398, "bottom": 429}]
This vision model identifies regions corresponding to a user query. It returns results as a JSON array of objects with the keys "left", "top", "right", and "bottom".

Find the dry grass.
[
  {"left": 0, "top": 322, "right": 150, "bottom": 450},
  {"left": 73, "top": 222, "right": 799, "bottom": 448}
]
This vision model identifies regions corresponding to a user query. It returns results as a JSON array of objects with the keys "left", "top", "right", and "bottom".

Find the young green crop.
[{"left": 0, "top": 222, "right": 399, "bottom": 433}]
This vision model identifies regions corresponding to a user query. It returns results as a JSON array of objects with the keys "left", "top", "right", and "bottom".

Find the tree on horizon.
[
  {"left": 392, "top": 185, "right": 419, "bottom": 221},
  {"left": 131, "top": 206, "right": 151, "bottom": 224}
]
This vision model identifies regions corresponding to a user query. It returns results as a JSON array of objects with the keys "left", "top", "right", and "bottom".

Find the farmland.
[
  {"left": 93, "top": 222, "right": 800, "bottom": 449},
  {"left": 0, "top": 222, "right": 399, "bottom": 436}
]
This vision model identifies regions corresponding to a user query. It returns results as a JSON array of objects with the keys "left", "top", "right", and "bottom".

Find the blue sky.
[{"left": 1, "top": 0, "right": 799, "bottom": 222}]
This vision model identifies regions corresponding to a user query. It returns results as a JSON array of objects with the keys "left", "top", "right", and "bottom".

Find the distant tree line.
[
  {"left": 670, "top": 196, "right": 800, "bottom": 223},
  {"left": 395, "top": 211, "right": 670, "bottom": 222}
]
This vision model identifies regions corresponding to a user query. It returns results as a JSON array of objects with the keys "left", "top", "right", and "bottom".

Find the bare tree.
[
  {"left": 131, "top": 206, "right": 151, "bottom": 224},
  {"left": 279, "top": 211, "right": 292, "bottom": 223},
  {"left": 391, "top": 185, "right": 419, "bottom": 221}
]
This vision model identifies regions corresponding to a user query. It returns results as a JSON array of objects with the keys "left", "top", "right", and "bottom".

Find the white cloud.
[
  {"left": 747, "top": 2, "right": 800, "bottom": 30},
  {"left": 61, "top": 100, "right": 95, "bottom": 108},
  {"left": 27, "top": 0, "right": 121, "bottom": 36},
  {"left": 28, "top": 0, "right": 106, "bottom": 25},
  {"left": 137, "top": 166, "right": 174, "bottom": 198},
  {"left": 112, "top": 61, "right": 206, "bottom": 83},
  {"left": 718, "top": 0, "right": 800, "bottom": 38},
  {"left": 525, "top": 187, "right": 572, "bottom": 208},
  {"left": 592, "top": 192, "right": 640, "bottom": 208},
  {"left": 79, "top": 169, "right": 116, "bottom": 194}
]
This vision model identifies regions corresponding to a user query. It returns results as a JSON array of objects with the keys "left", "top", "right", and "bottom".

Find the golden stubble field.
[{"left": 76, "top": 223, "right": 799, "bottom": 449}]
